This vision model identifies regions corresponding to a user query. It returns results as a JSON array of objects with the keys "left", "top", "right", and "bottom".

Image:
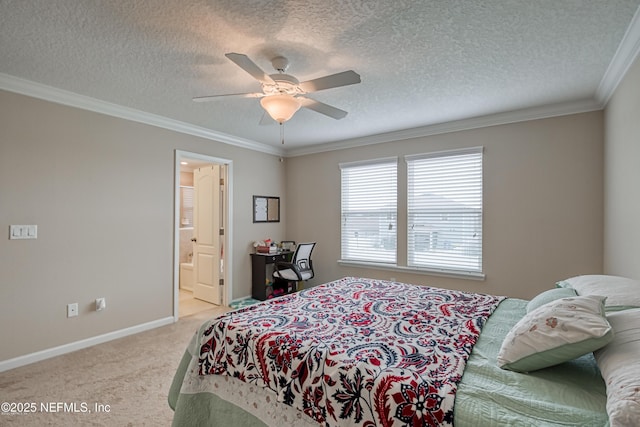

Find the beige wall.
[
  {"left": 0, "top": 90, "right": 287, "bottom": 361},
  {"left": 285, "top": 112, "right": 604, "bottom": 299},
  {"left": 604, "top": 55, "right": 640, "bottom": 279},
  {"left": 0, "top": 86, "right": 610, "bottom": 364}
]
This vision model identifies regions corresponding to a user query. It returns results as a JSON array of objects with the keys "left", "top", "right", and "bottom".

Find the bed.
[{"left": 169, "top": 276, "right": 640, "bottom": 426}]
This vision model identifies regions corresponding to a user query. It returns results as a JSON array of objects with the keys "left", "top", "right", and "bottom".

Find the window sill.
[{"left": 337, "top": 260, "right": 486, "bottom": 281}]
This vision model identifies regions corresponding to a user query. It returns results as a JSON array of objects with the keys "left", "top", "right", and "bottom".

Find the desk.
[{"left": 250, "top": 251, "right": 293, "bottom": 300}]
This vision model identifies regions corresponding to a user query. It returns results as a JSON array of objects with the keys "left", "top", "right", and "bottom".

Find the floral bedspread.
[{"left": 198, "top": 277, "right": 504, "bottom": 426}]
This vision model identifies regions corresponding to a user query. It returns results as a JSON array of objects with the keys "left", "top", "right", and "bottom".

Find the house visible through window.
[
  {"left": 340, "top": 158, "right": 397, "bottom": 264},
  {"left": 406, "top": 147, "right": 483, "bottom": 274}
]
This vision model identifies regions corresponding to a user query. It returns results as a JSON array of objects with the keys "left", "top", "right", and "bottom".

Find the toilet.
[{"left": 179, "top": 262, "right": 194, "bottom": 292}]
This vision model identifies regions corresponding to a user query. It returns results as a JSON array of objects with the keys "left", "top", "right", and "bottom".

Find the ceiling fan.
[{"left": 193, "top": 53, "right": 361, "bottom": 125}]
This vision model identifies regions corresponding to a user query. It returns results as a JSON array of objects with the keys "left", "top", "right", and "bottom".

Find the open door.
[{"left": 193, "top": 165, "right": 221, "bottom": 304}]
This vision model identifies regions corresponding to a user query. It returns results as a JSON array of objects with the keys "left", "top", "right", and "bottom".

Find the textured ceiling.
[{"left": 1, "top": 0, "right": 639, "bottom": 154}]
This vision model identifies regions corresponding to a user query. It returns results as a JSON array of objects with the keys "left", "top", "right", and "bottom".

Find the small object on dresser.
[{"left": 253, "top": 239, "right": 276, "bottom": 254}]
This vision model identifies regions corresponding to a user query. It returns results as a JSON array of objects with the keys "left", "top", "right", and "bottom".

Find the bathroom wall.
[
  {"left": 179, "top": 229, "right": 193, "bottom": 264},
  {"left": 179, "top": 170, "right": 194, "bottom": 264},
  {"left": 180, "top": 171, "right": 193, "bottom": 186}
]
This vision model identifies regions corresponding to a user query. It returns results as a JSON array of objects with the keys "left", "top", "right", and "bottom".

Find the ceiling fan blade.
[
  {"left": 298, "top": 97, "right": 348, "bottom": 120},
  {"left": 225, "top": 53, "right": 275, "bottom": 85},
  {"left": 299, "top": 70, "right": 361, "bottom": 93},
  {"left": 192, "top": 92, "right": 263, "bottom": 102}
]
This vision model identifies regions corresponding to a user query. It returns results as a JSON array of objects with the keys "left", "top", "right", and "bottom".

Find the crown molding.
[
  {"left": 284, "top": 98, "right": 603, "bottom": 157},
  {"left": 0, "top": 56, "right": 623, "bottom": 160},
  {"left": 0, "top": 73, "right": 285, "bottom": 157},
  {"left": 0, "top": 72, "right": 605, "bottom": 160},
  {"left": 596, "top": 5, "right": 640, "bottom": 105}
]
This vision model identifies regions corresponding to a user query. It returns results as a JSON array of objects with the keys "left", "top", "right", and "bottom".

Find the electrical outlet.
[
  {"left": 95, "top": 297, "right": 106, "bottom": 311},
  {"left": 67, "top": 303, "right": 78, "bottom": 318}
]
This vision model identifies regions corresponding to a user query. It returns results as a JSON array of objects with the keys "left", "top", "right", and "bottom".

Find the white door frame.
[{"left": 173, "top": 150, "right": 233, "bottom": 321}]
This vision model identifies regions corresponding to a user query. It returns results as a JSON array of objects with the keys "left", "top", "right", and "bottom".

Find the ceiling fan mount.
[
  {"left": 193, "top": 52, "right": 361, "bottom": 125},
  {"left": 263, "top": 56, "right": 301, "bottom": 96},
  {"left": 270, "top": 55, "right": 290, "bottom": 73}
]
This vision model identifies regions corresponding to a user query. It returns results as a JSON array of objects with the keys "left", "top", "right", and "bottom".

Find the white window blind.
[
  {"left": 406, "top": 147, "right": 483, "bottom": 273},
  {"left": 180, "top": 186, "right": 194, "bottom": 228},
  {"left": 341, "top": 158, "right": 397, "bottom": 263}
]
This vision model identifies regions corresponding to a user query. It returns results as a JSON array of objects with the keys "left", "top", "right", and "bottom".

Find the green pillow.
[
  {"left": 498, "top": 295, "right": 614, "bottom": 372},
  {"left": 526, "top": 288, "right": 577, "bottom": 313}
]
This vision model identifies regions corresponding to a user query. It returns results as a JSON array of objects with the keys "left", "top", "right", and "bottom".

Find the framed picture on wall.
[{"left": 253, "top": 195, "right": 280, "bottom": 223}]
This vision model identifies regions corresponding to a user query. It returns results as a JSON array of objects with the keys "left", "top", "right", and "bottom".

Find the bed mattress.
[{"left": 169, "top": 279, "right": 608, "bottom": 426}]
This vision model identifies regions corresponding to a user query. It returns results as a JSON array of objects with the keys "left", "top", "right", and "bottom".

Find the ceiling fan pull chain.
[{"left": 280, "top": 123, "right": 285, "bottom": 144}]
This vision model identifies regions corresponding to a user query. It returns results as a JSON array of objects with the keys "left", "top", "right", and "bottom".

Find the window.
[
  {"left": 406, "top": 147, "right": 483, "bottom": 274},
  {"left": 340, "top": 158, "right": 397, "bottom": 263},
  {"left": 180, "top": 186, "right": 194, "bottom": 228}
]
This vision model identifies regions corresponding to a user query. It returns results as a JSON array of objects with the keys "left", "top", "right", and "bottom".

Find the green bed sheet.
[
  {"left": 454, "top": 298, "right": 608, "bottom": 427},
  {"left": 169, "top": 298, "right": 608, "bottom": 426}
]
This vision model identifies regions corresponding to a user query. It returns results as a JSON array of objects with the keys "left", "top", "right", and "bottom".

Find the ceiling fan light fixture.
[{"left": 260, "top": 94, "right": 301, "bottom": 124}]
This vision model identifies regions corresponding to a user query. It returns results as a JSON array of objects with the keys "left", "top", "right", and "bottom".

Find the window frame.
[
  {"left": 339, "top": 157, "right": 398, "bottom": 265},
  {"left": 405, "top": 147, "right": 484, "bottom": 277},
  {"left": 337, "top": 148, "right": 485, "bottom": 281}
]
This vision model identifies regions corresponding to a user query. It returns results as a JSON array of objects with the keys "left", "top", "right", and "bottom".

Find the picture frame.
[{"left": 253, "top": 195, "right": 280, "bottom": 223}]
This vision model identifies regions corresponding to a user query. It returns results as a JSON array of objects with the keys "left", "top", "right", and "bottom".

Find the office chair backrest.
[{"left": 293, "top": 242, "right": 316, "bottom": 276}]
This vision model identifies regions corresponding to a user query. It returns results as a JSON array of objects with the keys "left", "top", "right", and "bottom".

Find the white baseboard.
[{"left": 0, "top": 316, "right": 175, "bottom": 373}]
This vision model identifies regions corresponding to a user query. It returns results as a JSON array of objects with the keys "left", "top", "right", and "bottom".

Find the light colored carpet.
[{"left": 0, "top": 306, "right": 229, "bottom": 426}]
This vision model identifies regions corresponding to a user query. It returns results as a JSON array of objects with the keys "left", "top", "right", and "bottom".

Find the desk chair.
[{"left": 273, "top": 242, "right": 316, "bottom": 288}]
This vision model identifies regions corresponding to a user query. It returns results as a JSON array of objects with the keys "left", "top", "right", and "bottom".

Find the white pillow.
[
  {"left": 595, "top": 308, "right": 640, "bottom": 427},
  {"left": 556, "top": 275, "right": 640, "bottom": 311},
  {"left": 497, "top": 295, "right": 614, "bottom": 372}
]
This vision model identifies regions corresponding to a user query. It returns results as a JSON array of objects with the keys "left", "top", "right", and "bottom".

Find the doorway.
[{"left": 173, "top": 150, "right": 233, "bottom": 320}]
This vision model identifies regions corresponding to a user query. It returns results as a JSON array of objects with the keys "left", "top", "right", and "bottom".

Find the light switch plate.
[{"left": 9, "top": 225, "right": 37, "bottom": 240}]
